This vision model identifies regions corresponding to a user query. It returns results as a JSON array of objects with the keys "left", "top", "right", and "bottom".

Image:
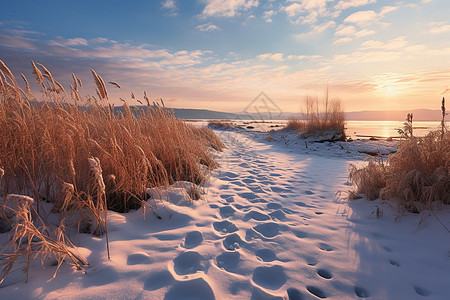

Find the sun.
[{"left": 375, "top": 75, "right": 409, "bottom": 97}]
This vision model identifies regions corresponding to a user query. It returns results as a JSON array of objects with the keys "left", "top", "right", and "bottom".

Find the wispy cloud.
[
  {"left": 428, "top": 21, "right": 450, "bottom": 34},
  {"left": 0, "top": 34, "right": 36, "bottom": 50},
  {"left": 344, "top": 10, "right": 378, "bottom": 26},
  {"left": 283, "top": 0, "right": 332, "bottom": 24},
  {"left": 257, "top": 53, "right": 284, "bottom": 61},
  {"left": 201, "top": 0, "right": 258, "bottom": 17},
  {"left": 361, "top": 37, "right": 408, "bottom": 50},
  {"left": 263, "top": 10, "right": 275, "bottom": 23},
  {"left": 333, "top": 37, "right": 352, "bottom": 45},
  {"left": 162, "top": 0, "right": 178, "bottom": 16},
  {"left": 294, "top": 20, "right": 336, "bottom": 39},
  {"left": 196, "top": 23, "right": 220, "bottom": 32},
  {"left": 335, "top": 0, "right": 376, "bottom": 12}
]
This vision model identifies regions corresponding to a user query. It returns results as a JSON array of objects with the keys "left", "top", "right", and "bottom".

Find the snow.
[{"left": 0, "top": 127, "right": 449, "bottom": 299}]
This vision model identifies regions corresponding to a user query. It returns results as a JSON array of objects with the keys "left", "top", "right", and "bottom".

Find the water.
[
  {"left": 345, "top": 120, "right": 443, "bottom": 139},
  {"left": 193, "top": 119, "right": 445, "bottom": 139}
]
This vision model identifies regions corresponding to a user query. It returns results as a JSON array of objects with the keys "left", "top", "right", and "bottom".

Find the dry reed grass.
[
  {"left": 349, "top": 103, "right": 449, "bottom": 212},
  {"left": 285, "top": 118, "right": 306, "bottom": 132},
  {"left": 285, "top": 91, "right": 346, "bottom": 140},
  {"left": 207, "top": 120, "right": 234, "bottom": 129},
  {"left": 0, "top": 59, "right": 224, "bottom": 282}
]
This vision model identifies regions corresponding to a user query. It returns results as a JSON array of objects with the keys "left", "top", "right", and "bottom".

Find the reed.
[
  {"left": 285, "top": 90, "right": 346, "bottom": 139},
  {"left": 0, "top": 59, "right": 224, "bottom": 282},
  {"left": 349, "top": 100, "right": 449, "bottom": 212}
]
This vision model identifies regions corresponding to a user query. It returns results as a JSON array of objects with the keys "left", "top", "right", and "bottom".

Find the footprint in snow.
[
  {"left": 318, "top": 242, "right": 335, "bottom": 252},
  {"left": 253, "top": 265, "right": 287, "bottom": 290},
  {"left": 287, "top": 288, "right": 304, "bottom": 300},
  {"left": 317, "top": 269, "right": 333, "bottom": 279},
  {"left": 223, "top": 233, "right": 246, "bottom": 250},
  {"left": 270, "top": 186, "right": 291, "bottom": 193},
  {"left": 219, "top": 206, "right": 236, "bottom": 218},
  {"left": 164, "top": 278, "right": 215, "bottom": 300},
  {"left": 306, "top": 285, "right": 327, "bottom": 298},
  {"left": 389, "top": 259, "right": 401, "bottom": 267},
  {"left": 266, "top": 203, "right": 283, "bottom": 210},
  {"left": 242, "top": 178, "right": 256, "bottom": 184},
  {"left": 221, "top": 171, "right": 239, "bottom": 179},
  {"left": 153, "top": 233, "right": 181, "bottom": 241},
  {"left": 232, "top": 203, "right": 251, "bottom": 212},
  {"left": 293, "top": 229, "right": 308, "bottom": 239},
  {"left": 269, "top": 210, "right": 287, "bottom": 221},
  {"left": 143, "top": 270, "right": 174, "bottom": 291},
  {"left": 216, "top": 251, "right": 240, "bottom": 273},
  {"left": 238, "top": 192, "right": 259, "bottom": 200},
  {"left": 294, "top": 201, "right": 315, "bottom": 208},
  {"left": 220, "top": 194, "right": 235, "bottom": 203},
  {"left": 173, "top": 251, "right": 205, "bottom": 275},
  {"left": 414, "top": 285, "right": 431, "bottom": 297},
  {"left": 213, "top": 220, "right": 238, "bottom": 234},
  {"left": 243, "top": 210, "right": 271, "bottom": 221},
  {"left": 354, "top": 286, "right": 370, "bottom": 298},
  {"left": 184, "top": 231, "right": 203, "bottom": 249},
  {"left": 253, "top": 222, "right": 281, "bottom": 238},
  {"left": 255, "top": 249, "right": 278, "bottom": 262}
]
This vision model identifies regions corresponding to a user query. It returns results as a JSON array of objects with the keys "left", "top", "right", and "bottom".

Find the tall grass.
[
  {"left": 207, "top": 120, "right": 234, "bottom": 129},
  {"left": 285, "top": 91, "right": 346, "bottom": 140},
  {"left": 0, "top": 59, "right": 224, "bottom": 282},
  {"left": 349, "top": 101, "right": 449, "bottom": 212}
]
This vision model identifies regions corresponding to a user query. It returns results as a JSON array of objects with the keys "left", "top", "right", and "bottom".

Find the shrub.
[
  {"left": 284, "top": 91, "right": 346, "bottom": 140},
  {"left": 207, "top": 120, "right": 234, "bottom": 129},
  {"left": 349, "top": 104, "right": 449, "bottom": 212}
]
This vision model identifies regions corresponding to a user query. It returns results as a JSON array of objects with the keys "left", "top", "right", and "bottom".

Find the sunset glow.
[{"left": 1, "top": 0, "right": 450, "bottom": 113}]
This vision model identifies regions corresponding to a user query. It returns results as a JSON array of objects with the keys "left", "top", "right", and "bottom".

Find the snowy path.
[{"left": 1, "top": 130, "right": 449, "bottom": 299}]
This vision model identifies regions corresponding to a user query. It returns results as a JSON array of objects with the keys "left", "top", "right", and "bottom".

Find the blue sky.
[{"left": 1, "top": 0, "right": 450, "bottom": 112}]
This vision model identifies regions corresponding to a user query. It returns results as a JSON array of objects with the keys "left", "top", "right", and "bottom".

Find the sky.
[{"left": 1, "top": 0, "right": 450, "bottom": 113}]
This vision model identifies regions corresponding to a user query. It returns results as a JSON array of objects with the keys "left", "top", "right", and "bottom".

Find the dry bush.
[
  {"left": 0, "top": 59, "right": 224, "bottom": 282},
  {"left": 301, "top": 94, "right": 346, "bottom": 139},
  {"left": 380, "top": 131, "right": 450, "bottom": 212},
  {"left": 207, "top": 120, "right": 234, "bottom": 129},
  {"left": 349, "top": 130, "right": 450, "bottom": 212},
  {"left": 285, "top": 91, "right": 345, "bottom": 140},
  {"left": 348, "top": 158, "right": 386, "bottom": 201},
  {"left": 285, "top": 118, "right": 306, "bottom": 132}
]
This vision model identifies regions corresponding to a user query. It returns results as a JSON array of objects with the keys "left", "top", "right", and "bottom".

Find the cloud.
[
  {"left": 344, "top": 10, "right": 378, "bottom": 26},
  {"left": 196, "top": 23, "right": 221, "bottom": 32},
  {"left": 294, "top": 20, "right": 335, "bottom": 39},
  {"left": 333, "top": 37, "right": 352, "bottom": 45},
  {"left": 361, "top": 36, "right": 408, "bottom": 50},
  {"left": 257, "top": 53, "right": 283, "bottom": 61},
  {"left": 0, "top": 34, "right": 36, "bottom": 50},
  {"left": 263, "top": 10, "right": 275, "bottom": 23},
  {"left": 334, "top": 0, "right": 376, "bottom": 11},
  {"left": 53, "top": 37, "right": 89, "bottom": 46},
  {"left": 284, "top": 3, "right": 303, "bottom": 18},
  {"left": 201, "top": 0, "right": 258, "bottom": 17},
  {"left": 162, "top": 0, "right": 178, "bottom": 15},
  {"left": 283, "top": 0, "right": 333, "bottom": 24},
  {"left": 335, "top": 25, "right": 356, "bottom": 36},
  {"left": 428, "top": 22, "right": 450, "bottom": 34},
  {"left": 334, "top": 24, "right": 375, "bottom": 41},
  {"left": 380, "top": 6, "right": 399, "bottom": 15},
  {"left": 288, "top": 0, "right": 331, "bottom": 11}
]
